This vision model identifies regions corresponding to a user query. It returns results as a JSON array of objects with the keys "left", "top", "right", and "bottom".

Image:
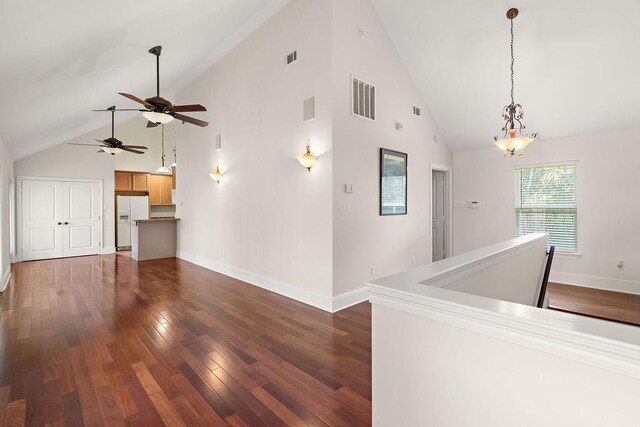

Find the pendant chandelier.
[
  {"left": 493, "top": 8, "right": 538, "bottom": 157},
  {"left": 156, "top": 125, "right": 171, "bottom": 173}
]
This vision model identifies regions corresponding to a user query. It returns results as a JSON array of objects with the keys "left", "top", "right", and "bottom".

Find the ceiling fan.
[
  {"left": 68, "top": 106, "right": 149, "bottom": 155},
  {"left": 119, "top": 45, "right": 209, "bottom": 128}
]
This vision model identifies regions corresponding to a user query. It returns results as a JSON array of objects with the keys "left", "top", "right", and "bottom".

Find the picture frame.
[{"left": 380, "top": 148, "right": 408, "bottom": 215}]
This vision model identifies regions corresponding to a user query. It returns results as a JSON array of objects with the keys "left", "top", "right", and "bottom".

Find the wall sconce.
[
  {"left": 209, "top": 166, "right": 224, "bottom": 183},
  {"left": 297, "top": 145, "right": 318, "bottom": 172}
]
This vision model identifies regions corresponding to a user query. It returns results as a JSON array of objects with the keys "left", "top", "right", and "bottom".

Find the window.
[{"left": 515, "top": 163, "right": 577, "bottom": 252}]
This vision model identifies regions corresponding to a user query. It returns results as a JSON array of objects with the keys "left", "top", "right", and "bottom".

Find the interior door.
[
  {"left": 432, "top": 170, "right": 447, "bottom": 262},
  {"left": 62, "top": 182, "right": 101, "bottom": 257},
  {"left": 22, "top": 180, "right": 64, "bottom": 260}
]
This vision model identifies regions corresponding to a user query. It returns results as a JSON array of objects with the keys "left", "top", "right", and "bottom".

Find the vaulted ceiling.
[
  {"left": 371, "top": 0, "right": 640, "bottom": 151},
  {"left": 0, "top": 0, "right": 289, "bottom": 159},
  {"left": 2, "top": 0, "right": 638, "bottom": 158}
]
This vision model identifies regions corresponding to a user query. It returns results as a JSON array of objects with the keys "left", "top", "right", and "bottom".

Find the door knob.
[
  {"left": 57, "top": 222, "right": 62, "bottom": 225},
  {"left": 64, "top": 222, "right": 69, "bottom": 225}
]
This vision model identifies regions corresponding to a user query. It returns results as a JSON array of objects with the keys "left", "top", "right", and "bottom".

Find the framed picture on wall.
[{"left": 380, "top": 148, "right": 407, "bottom": 215}]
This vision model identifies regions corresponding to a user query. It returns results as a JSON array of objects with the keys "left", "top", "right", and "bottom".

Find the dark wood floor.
[
  {"left": 548, "top": 282, "right": 640, "bottom": 326},
  {"left": 0, "top": 255, "right": 371, "bottom": 426}
]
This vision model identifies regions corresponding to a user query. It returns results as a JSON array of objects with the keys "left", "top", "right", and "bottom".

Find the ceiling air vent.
[
  {"left": 352, "top": 76, "right": 376, "bottom": 121},
  {"left": 286, "top": 50, "right": 297, "bottom": 65},
  {"left": 413, "top": 106, "right": 421, "bottom": 116}
]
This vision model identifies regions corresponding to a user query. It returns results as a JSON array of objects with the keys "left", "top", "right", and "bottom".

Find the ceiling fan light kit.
[
  {"left": 118, "top": 45, "right": 209, "bottom": 128},
  {"left": 493, "top": 8, "right": 538, "bottom": 157},
  {"left": 143, "top": 111, "right": 174, "bottom": 125}
]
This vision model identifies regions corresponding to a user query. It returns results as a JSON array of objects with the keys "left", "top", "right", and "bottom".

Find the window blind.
[{"left": 515, "top": 163, "right": 577, "bottom": 251}]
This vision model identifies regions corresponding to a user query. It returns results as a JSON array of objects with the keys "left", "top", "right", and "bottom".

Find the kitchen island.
[{"left": 131, "top": 218, "right": 180, "bottom": 261}]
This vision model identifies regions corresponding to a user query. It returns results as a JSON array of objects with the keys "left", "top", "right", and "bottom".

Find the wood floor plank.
[
  {"left": 548, "top": 283, "right": 640, "bottom": 326},
  {"left": 0, "top": 255, "right": 372, "bottom": 426}
]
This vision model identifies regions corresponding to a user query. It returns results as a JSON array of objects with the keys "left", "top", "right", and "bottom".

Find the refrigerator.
[{"left": 117, "top": 196, "right": 149, "bottom": 250}]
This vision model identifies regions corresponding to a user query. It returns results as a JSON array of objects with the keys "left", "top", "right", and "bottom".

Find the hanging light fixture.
[
  {"left": 156, "top": 125, "right": 171, "bottom": 173},
  {"left": 493, "top": 8, "right": 538, "bottom": 157}
]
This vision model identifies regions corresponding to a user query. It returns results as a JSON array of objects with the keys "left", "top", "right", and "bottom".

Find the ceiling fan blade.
[
  {"left": 146, "top": 121, "right": 159, "bottom": 128},
  {"left": 68, "top": 143, "right": 102, "bottom": 146},
  {"left": 123, "top": 145, "right": 148, "bottom": 149},
  {"left": 174, "top": 113, "right": 209, "bottom": 127},
  {"left": 93, "top": 108, "right": 145, "bottom": 112},
  {"left": 120, "top": 147, "right": 145, "bottom": 154},
  {"left": 173, "top": 104, "right": 207, "bottom": 112},
  {"left": 118, "top": 92, "right": 153, "bottom": 109}
]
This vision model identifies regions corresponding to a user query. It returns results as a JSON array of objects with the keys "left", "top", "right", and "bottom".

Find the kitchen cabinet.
[
  {"left": 115, "top": 171, "right": 132, "bottom": 191},
  {"left": 115, "top": 171, "right": 151, "bottom": 192},
  {"left": 132, "top": 173, "right": 150, "bottom": 191},
  {"left": 149, "top": 174, "right": 173, "bottom": 206}
]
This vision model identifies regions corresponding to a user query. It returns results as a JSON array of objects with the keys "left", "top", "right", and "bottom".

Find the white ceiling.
[
  {"left": 0, "top": 0, "right": 289, "bottom": 159},
  {"left": 371, "top": 0, "right": 640, "bottom": 151}
]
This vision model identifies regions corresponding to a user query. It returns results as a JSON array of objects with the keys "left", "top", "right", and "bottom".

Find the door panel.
[
  {"left": 63, "top": 182, "right": 101, "bottom": 257},
  {"left": 432, "top": 171, "right": 447, "bottom": 262},
  {"left": 22, "top": 180, "right": 63, "bottom": 260}
]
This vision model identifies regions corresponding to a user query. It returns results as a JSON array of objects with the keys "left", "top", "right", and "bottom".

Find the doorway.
[
  {"left": 430, "top": 164, "right": 452, "bottom": 262},
  {"left": 17, "top": 177, "right": 103, "bottom": 261}
]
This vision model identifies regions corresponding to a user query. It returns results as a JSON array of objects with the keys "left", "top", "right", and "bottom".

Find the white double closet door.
[{"left": 21, "top": 179, "right": 102, "bottom": 261}]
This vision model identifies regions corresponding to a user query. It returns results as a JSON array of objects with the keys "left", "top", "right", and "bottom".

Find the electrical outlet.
[
  {"left": 617, "top": 260, "right": 624, "bottom": 271},
  {"left": 370, "top": 266, "right": 376, "bottom": 276}
]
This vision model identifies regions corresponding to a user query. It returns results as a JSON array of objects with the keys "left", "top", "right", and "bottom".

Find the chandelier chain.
[{"left": 510, "top": 17, "right": 515, "bottom": 105}]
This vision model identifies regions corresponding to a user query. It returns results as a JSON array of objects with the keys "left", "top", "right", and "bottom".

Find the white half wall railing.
[{"left": 368, "top": 233, "right": 640, "bottom": 427}]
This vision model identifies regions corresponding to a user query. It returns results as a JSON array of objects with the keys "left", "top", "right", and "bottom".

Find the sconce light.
[
  {"left": 209, "top": 166, "right": 224, "bottom": 183},
  {"left": 297, "top": 144, "right": 318, "bottom": 172}
]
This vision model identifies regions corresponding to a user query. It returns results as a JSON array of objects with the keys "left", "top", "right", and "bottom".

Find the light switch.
[
  {"left": 344, "top": 184, "right": 353, "bottom": 193},
  {"left": 339, "top": 201, "right": 346, "bottom": 210}
]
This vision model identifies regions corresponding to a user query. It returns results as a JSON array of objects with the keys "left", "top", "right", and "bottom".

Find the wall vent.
[
  {"left": 285, "top": 50, "right": 297, "bottom": 65},
  {"left": 303, "top": 97, "right": 315, "bottom": 121},
  {"left": 413, "top": 106, "right": 421, "bottom": 116},
  {"left": 352, "top": 76, "right": 376, "bottom": 121},
  {"left": 215, "top": 134, "right": 222, "bottom": 150}
]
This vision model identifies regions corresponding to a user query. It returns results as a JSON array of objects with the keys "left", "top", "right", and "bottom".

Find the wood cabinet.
[
  {"left": 115, "top": 171, "right": 132, "bottom": 191},
  {"left": 132, "top": 173, "right": 150, "bottom": 191},
  {"left": 149, "top": 174, "right": 173, "bottom": 206},
  {"left": 115, "top": 171, "right": 150, "bottom": 192}
]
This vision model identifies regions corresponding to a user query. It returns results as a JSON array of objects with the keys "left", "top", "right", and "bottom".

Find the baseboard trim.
[
  {"left": 550, "top": 271, "right": 640, "bottom": 295},
  {"left": 102, "top": 246, "right": 116, "bottom": 255},
  {"left": 332, "top": 287, "right": 368, "bottom": 312},
  {"left": 1, "top": 268, "right": 12, "bottom": 293},
  {"left": 176, "top": 250, "right": 333, "bottom": 312}
]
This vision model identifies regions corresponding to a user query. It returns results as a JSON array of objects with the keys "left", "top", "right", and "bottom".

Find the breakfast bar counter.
[{"left": 131, "top": 218, "right": 179, "bottom": 261}]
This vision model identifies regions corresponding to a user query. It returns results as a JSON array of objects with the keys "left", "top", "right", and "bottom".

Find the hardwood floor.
[
  {"left": 0, "top": 255, "right": 371, "bottom": 426},
  {"left": 548, "top": 282, "right": 640, "bottom": 326}
]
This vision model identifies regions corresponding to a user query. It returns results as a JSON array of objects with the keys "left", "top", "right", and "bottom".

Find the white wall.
[
  {"left": 331, "top": 0, "right": 451, "bottom": 297},
  {"left": 373, "top": 304, "right": 640, "bottom": 427},
  {"left": 0, "top": 136, "right": 14, "bottom": 290},
  {"left": 175, "top": 0, "right": 335, "bottom": 309},
  {"left": 15, "top": 127, "right": 117, "bottom": 252},
  {"left": 452, "top": 129, "right": 640, "bottom": 293}
]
